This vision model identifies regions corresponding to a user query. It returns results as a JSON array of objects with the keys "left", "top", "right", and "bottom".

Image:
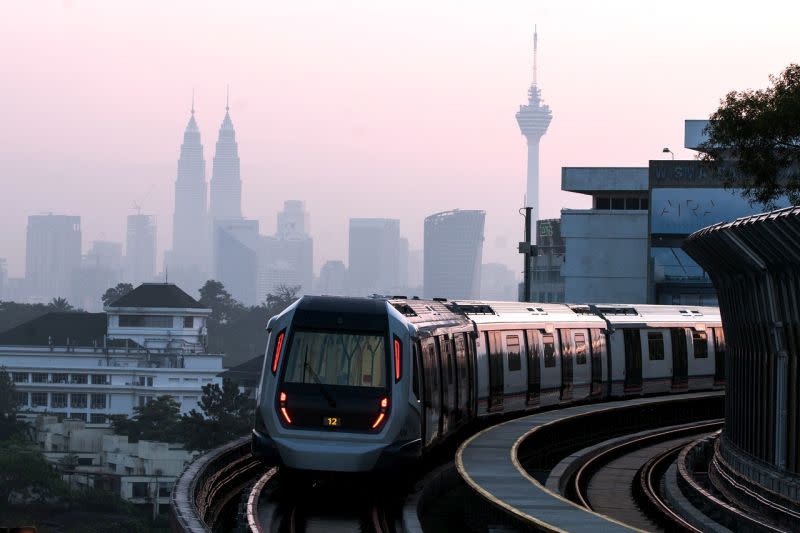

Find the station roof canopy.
[{"left": 561, "top": 167, "right": 648, "bottom": 195}]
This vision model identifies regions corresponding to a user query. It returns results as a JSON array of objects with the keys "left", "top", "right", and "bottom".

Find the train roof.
[{"left": 384, "top": 298, "right": 720, "bottom": 330}]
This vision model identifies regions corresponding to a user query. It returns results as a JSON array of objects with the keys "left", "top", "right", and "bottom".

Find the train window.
[
  {"left": 507, "top": 335, "right": 521, "bottom": 371},
  {"left": 283, "top": 329, "right": 387, "bottom": 388},
  {"left": 693, "top": 331, "right": 708, "bottom": 358},
  {"left": 455, "top": 335, "right": 467, "bottom": 380},
  {"left": 543, "top": 334, "right": 556, "bottom": 367},
  {"left": 647, "top": 332, "right": 665, "bottom": 360},
  {"left": 441, "top": 338, "right": 454, "bottom": 385},
  {"left": 574, "top": 333, "right": 587, "bottom": 365}
]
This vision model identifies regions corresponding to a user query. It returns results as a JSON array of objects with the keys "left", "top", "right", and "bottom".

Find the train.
[{"left": 252, "top": 296, "right": 724, "bottom": 472}]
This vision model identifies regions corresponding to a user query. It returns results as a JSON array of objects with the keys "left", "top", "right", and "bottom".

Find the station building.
[
  {"left": 0, "top": 283, "right": 224, "bottom": 423},
  {"left": 556, "top": 120, "right": 781, "bottom": 305}
]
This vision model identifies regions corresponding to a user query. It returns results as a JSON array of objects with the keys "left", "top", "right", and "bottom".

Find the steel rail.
[{"left": 571, "top": 420, "right": 723, "bottom": 511}]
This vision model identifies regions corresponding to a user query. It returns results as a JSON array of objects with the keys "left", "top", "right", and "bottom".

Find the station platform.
[{"left": 455, "top": 391, "right": 723, "bottom": 532}]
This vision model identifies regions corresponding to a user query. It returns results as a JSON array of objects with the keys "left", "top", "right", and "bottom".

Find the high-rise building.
[
  {"left": 213, "top": 218, "right": 259, "bottom": 305},
  {"left": 26, "top": 214, "right": 82, "bottom": 301},
  {"left": 209, "top": 95, "right": 242, "bottom": 222},
  {"left": 171, "top": 102, "right": 208, "bottom": 290},
  {"left": 407, "top": 249, "right": 424, "bottom": 294},
  {"left": 317, "top": 260, "right": 347, "bottom": 296},
  {"left": 125, "top": 214, "right": 157, "bottom": 284},
  {"left": 258, "top": 201, "right": 314, "bottom": 299},
  {"left": 73, "top": 241, "right": 124, "bottom": 311},
  {"left": 398, "top": 237, "right": 409, "bottom": 292},
  {"left": 516, "top": 27, "right": 552, "bottom": 229},
  {"left": 481, "top": 263, "right": 518, "bottom": 301},
  {"left": 0, "top": 258, "right": 7, "bottom": 300},
  {"left": 423, "top": 210, "right": 485, "bottom": 300},
  {"left": 529, "top": 219, "right": 565, "bottom": 303},
  {"left": 347, "top": 219, "right": 401, "bottom": 296}
]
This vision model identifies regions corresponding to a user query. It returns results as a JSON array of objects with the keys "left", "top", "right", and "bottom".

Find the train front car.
[{"left": 252, "top": 296, "right": 419, "bottom": 472}]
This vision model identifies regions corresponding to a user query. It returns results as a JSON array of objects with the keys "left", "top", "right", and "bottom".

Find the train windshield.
[{"left": 283, "top": 329, "right": 387, "bottom": 388}]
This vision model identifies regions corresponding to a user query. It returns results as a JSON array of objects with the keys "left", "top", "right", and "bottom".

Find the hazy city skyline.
[{"left": 2, "top": 1, "right": 798, "bottom": 278}]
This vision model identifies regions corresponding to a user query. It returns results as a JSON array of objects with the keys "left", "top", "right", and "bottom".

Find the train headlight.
[{"left": 278, "top": 391, "right": 292, "bottom": 424}]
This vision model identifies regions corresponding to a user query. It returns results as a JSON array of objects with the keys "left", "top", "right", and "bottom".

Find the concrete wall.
[
  {"left": 561, "top": 209, "right": 648, "bottom": 303},
  {"left": 562, "top": 167, "right": 648, "bottom": 194}
]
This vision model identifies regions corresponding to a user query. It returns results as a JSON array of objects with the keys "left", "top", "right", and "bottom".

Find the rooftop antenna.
[
  {"left": 191, "top": 88, "right": 195, "bottom": 115},
  {"left": 226, "top": 85, "right": 230, "bottom": 112},
  {"left": 165, "top": 264, "right": 169, "bottom": 284},
  {"left": 532, "top": 25, "right": 538, "bottom": 87}
]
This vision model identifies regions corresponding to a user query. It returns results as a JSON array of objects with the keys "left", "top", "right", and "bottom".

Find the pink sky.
[{"left": 1, "top": 1, "right": 798, "bottom": 278}]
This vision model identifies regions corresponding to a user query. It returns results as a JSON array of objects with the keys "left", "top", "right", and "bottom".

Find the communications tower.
[{"left": 516, "top": 27, "right": 552, "bottom": 224}]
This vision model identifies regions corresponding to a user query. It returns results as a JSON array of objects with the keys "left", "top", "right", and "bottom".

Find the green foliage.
[
  {"left": 700, "top": 63, "right": 800, "bottom": 206},
  {"left": 101, "top": 283, "right": 134, "bottom": 307},
  {"left": 0, "top": 366, "right": 26, "bottom": 440},
  {"left": 0, "top": 439, "right": 64, "bottom": 506},
  {"left": 200, "top": 281, "right": 299, "bottom": 366},
  {"left": 110, "top": 395, "right": 183, "bottom": 443},
  {"left": 181, "top": 378, "right": 256, "bottom": 451},
  {"left": 48, "top": 297, "right": 75, "bottom": 312}
]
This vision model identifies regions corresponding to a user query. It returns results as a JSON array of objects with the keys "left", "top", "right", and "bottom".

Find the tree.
[
  {"left": 0, "top": 440, "right": 63, "bottom": 506},
  {"left": 265, "top": 284, "right": 300, "bottom": 317},
  {"left": 199, "top": 280, "right": 244, "bottom": 325},
  {"left": 110, "top": 395, "right": 182, "bottom": 443},
  {"left": 181, "top": 378, "right": 255, "bottom": 451},
  {"left": 0, "top": 367, "right": 24, "bottom": 440},
  {"left": 101, "top": 283, "right": 134, "bottom": 307},
  {"left": 48, "top": 297, "right": 74, "bottom": 312},
  {"left": 700, "top": 63, "right": 800, "bottom": 206}
]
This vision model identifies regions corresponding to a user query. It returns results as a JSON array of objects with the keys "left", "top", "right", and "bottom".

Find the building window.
[
  {"left": 611, "top": 197, "right": 625, "bottom": 210},
  {"left": 168, "top": 378, "right": 179, "bottom": 383},
  {"left": 640, "top": 198, "right": 649, "bottom": 210},
  {"left": 51, "top": 393, "right": 67, "bottom": 408},
  {"left": 596, "top": 197, "right": 610, "bottom": 210},
  {"left": 31, "top": 392, "right": 47, "bottom": 407},
  {"left": 91, "top": 374, "right": 107, "bottom": 385},
  {"left": 574, "top": 333, "right": 587, "bottom": 365},
  {"left": 90, "top": 394, "right": 107, "bottom": 409},
  {"left": 158, "top": 482, "right": 171, "bottom": 497},
  {"left": 78, "top": 457, "right": 93, "bottom": 466},
  {"left": 138, "top": 396, "right": 153, "bottom": 407},
  {"left": 119, "top": 315, "right": 173, "bottom": 328},
  {"left": 52, "top": 373, "right": 68, "bottom": 384},
  {"left": 107, "top": 462, "right": 117, "bottom": 472},
  {"left": 69, "top": 412, "right": 87, "bottom": 422},
  {"left": 183, "top": 377, "right": 198, "bottom": 383},
  {"left": 90, "top": 414, "right": 106, "bottom": 424},
  {"left": 648, "top": 332, "right": 665, "bottom": 360},
  {"left": 201, "top": 378, "right": 212, "bottom": 383},
  {"left": 32, "top": 372, "right": 48, "bottom": 383},
  {"left": 131, "top": 482, "right": 148, "bottom": 498},
  {"left": 183, "top": 316, "right": 194, "bottom": 328},
  {"left": 71, "top": 374, "right": 88, "bottom": 384},
  {"left": 12, "top": 372, "right": 28, "bottom": 383},
  {"left": 693, "top": 331, "right": 708, "bottom": 358},
  {"left": 543, "top": 334, "right": 556, "bottom": 368},
  {"left": 70, "top": 393, "right": 87, "bottom": 408},
  {"left": 15, "top": 392, "right": 28, "bottom": 407}
]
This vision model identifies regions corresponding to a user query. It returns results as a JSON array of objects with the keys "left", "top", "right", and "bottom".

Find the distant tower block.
[{"left": 516, "top": 26, "right": 552, "bottom": 229}]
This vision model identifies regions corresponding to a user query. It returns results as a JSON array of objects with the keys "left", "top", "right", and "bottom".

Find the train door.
[
  {"left": 572, "top": 330, "right": 591, "bottom": 399},
  {"left": 413, "top": 342, "right": 425, "bottom": 443},
  {"left": 504, "top": 333, "right": 525, "bottom": 410},
  {"left": 712, "top": 327, "right": 726, "bottom": 386},
  {"left": 525, "top": 330, "right": 541, "bottom": 406},
  {"left": 589, "top": 329, "right": 605, "bottom": 397},
  {"left": 540, "top": 332, "right": 560, "bottom": 405},
  {"left": 441, "top": 336, "right": 457, "bottom": 433},
  {"left": 671, "top": 328, "right": 688, "bottom": 389},
  {"left": 485, "top": 331, "right": 504, "bottom": 411},
  {"left": 466, "top": 333, "right": 477, "bottom": 417},
  {"left": 623, "top": 328, "right": 643, "bottom": 392},
  {"left": 454, "top": 334, "right": 469, "bottom": 422},
  {"left": 421, "top": 338, "right": 441, "bottom": 446},
  {"left": 559, "top": 329, "right": 574, "bottom": 401}
]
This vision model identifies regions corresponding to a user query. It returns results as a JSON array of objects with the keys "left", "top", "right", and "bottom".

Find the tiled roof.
[{"left": 108, "top": 283, "right": 205, "bottom": 309}]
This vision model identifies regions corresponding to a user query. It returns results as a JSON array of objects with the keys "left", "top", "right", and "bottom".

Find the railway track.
[{"left": 570, "top": 420, "right": 723, "bottom": 530}]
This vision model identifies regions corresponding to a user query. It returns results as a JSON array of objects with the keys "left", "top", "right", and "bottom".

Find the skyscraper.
[
  {"left": 317, "top": 260, "right": 347, "bottom": 296},
  {"left": 125, "top": 214, "right": 157, "bottom": 284},
  {"left": 73, "top": 240, "right": 123, "bottom": 311},
  {"left": 171, "top": 100, "right": 209, "bottom": 287},
  {"left": 516, "top": 27, "right": 552, "bottom": 225},
  {"left": 26, "top": 214, "right": 82, "bottom": 301},
  {"left": 258, "top": 201, "right": 314, "bottom": 299},
  {"left": 423, "top": 210, "right": 485, "bottom": 300},
  {"left": 214, "top": 218, "right": 259, "bottom": 305},
  {"left": 209, "top": 93, "right": 242, "bottom": 221},
  {"left": 347, "top": 218, "right": 401, "bottom": 296}
]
